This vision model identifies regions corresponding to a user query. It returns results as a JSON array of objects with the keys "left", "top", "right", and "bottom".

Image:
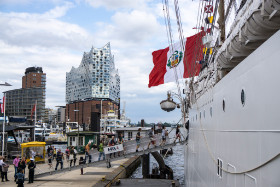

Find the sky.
[{"left": 0, "top": 0, "right": 199, "bottom": 123}]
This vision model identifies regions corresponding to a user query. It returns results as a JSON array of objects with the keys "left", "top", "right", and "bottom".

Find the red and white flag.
[
  {"left": 148, "top": 32, "right": 205, "bottom": 88},
  {"left": 31, "top": 102, "right": 36, "bottom": 119},
  {"left": 1, "top": 96, "right": 5, "bottom": 113}
]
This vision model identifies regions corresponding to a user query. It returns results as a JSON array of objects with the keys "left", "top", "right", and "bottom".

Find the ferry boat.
[{"left": 100, "top": 109, "right": 130, "bottom": 135}]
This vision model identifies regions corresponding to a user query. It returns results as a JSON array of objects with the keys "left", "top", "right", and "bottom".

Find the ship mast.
[{"left": 217, "top": 0, "right": 226, "bottom": 42}]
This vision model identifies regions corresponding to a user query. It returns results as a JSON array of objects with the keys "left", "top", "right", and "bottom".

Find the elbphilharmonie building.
[{"left": 66, "top": 43, "right": 120, "bottom": 104}]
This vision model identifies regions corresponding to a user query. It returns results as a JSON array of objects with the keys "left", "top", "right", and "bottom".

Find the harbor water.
[{"left": 131, "top": 127, "right": 185, "bottom": 185}]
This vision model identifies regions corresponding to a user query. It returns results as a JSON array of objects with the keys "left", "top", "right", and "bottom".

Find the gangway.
[{"left": 34, "top": 132, "right": 188, "bottom": 179}]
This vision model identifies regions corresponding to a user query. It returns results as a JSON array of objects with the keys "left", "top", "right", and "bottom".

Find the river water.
[{"left": 131, "top": 127, "right": 185, "bottom": 185}]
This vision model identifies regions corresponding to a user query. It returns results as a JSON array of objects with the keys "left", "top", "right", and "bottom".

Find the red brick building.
[{"left": 65, "top": 99, "right": 119, "bottom": 131}]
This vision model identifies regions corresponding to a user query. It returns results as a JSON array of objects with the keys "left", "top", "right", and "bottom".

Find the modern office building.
[
  {"left": 56, "top": 106, "right": 66, "bottom": 123},
  {"left": 66, "top": 43, "right": 120, "bottom": 104},
  {"left": 5, "top": 67, "right": 46, "bottom": 122},
  {"left": 5, "top": 87, "right": 45, "bottom": 121}
]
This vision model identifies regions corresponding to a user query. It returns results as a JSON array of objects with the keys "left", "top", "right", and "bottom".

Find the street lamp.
[
  {"left": 1, "top": 82, "right": 12, "bottom": 157},
  {"left": 74, "top": 110, "right": 80, "bottom": 151},
  {"left": 160, "top": 91, "right": 186, "bottom": 125}
]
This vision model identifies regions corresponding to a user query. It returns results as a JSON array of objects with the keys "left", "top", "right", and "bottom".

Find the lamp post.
[
  {"left": 1, "top": 82, "right": 12, "bottom": 157},
  {"left": 160, "top": 91, "right": 186, "bottom": 126},
  {"left": 74, "top": 110, "right": 79, "bottom": 151}
]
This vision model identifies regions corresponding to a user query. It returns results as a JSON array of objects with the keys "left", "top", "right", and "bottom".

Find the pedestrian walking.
[
  {"left": 136, "top": 128, "right": 142, "bottom": 152},
  {"left": 85, "top": 142, "right": 92, "bottom": 163},
  {"left": 13, "top": 155, "right": 20, "bottom": 181},
  {"left": 79, "top": 157, "right": 85, "bottom": 175},
  {"left": 118, "top": 133, "right": 124, "bottom": 156},
  {"left": 55, "top": 149, "right": 64, "bottom": 170},
  {"left": 69, "top": 146, "right": 77, "bottom": 167},
  {"left": 16, "top": 169, "right": 25, "bottom": 187},
  {"left": 53, "top": 148, "right": 57, "bottom": 160},
  {"left": 27, "top": 158, "right": 36, "bottom": 184},
  {"left": 18, "top": 158, "right": 26, "bottom": 174},
  {"left": 48, "top": 150, "right": 53, "bottom": 169},
  {"left": 98, "top": 140, "right": 105, "bottom": 161},
  {"left": 108, "top": 136, "right": 116, "bottom": 158},
  {"left": 1, "top": 158, "right": 9, "bottom": 182},
  {"left": 147, "top": 127, "right": 156, "bottom": 149},
  {"left": 174, "top": 125, "right": 181, "bottom": 143},
  {"left": 0, "top": 156, "right": 3, "bottom": 179},
  {"left": 65, "top": 147, "right": 70, "bottom": 161},
  {"left": 160, "top": 126, "right": 167, "bottom": 146}
]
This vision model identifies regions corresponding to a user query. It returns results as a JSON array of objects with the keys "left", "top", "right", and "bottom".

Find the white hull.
[{"left": 185, "top": 30, "right": 280, "bottom": 187}]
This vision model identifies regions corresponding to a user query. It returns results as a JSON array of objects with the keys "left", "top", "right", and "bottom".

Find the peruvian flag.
[
  {"left": 148, "top": 32, "right": 205, "bottom": 88},
  {"left": 31, "top": 102, "right": 36, "bottom": 119}
]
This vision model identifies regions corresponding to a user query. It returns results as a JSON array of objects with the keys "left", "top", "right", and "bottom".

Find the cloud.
[
  {"left": 85, "top": 0, "right": 149, "bottom": 10},
  {"left": 0, "top": 2, "right": 92, "bottom": 50},
  {"left": 0, "top": 0, "right": 195, "bottom": 123}
]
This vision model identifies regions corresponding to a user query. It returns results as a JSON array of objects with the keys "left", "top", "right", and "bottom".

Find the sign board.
[{"left": 104, "top": 144, "right": 124, "bottom": 154}]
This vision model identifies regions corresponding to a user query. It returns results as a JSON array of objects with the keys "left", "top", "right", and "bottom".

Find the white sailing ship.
[{"left": 182, "top": 0, "right": 280, "bottom": 186}]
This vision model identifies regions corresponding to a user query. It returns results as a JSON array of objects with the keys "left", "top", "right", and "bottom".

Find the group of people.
[
  {"left": 0, "top": 155, "right": 36, "bottom": 187},
  {"left": 46, "top": 145, "right": 78, "bottom": 170},
  {"left": 138, "top": 125, "right": 182, "bottom": 151}
]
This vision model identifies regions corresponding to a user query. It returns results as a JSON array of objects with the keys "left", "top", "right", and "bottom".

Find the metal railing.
[{"left": 33, "top": 132, "right": 188, "bottom": 179}]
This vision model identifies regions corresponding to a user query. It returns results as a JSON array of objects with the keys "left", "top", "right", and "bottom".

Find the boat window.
[
  {"left": 241, "top": 89, "right": 245, "bottom": 106},
  {"left": 210, "top": 107, "right": 213, "bottom": 117},
  {"left": 200, "top": 112, "right": 201, "bottom": 119},
  {"left": 128, "top": 132, "right": 132, "bottom": 140},
  {"left": 222, "top": 99, "right": 225, "bottom": 112}
]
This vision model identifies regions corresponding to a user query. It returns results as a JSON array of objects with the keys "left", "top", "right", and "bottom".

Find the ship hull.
[{"left": 185, "top": 30, "right": 280, "bottom": 187}]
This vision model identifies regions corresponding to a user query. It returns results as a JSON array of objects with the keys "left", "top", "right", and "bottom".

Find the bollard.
[{"left": 141, "top": 153, "right": 150, "bottom": 178}]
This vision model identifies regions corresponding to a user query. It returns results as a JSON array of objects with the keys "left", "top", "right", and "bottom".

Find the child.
[
  {"left": 16, "top": 169, "right": 25, "bottom": 187},
  {"left": 79, "top": 157, "right": 85, "bottom": 175}
]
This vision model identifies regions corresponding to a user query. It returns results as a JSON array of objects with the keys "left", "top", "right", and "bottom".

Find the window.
[
  {"left": 69, "top": 137, "right": 76, "bottom": 146},
  {"left": 128, "top": 132, "right": 132, "bottom": 140},
  {"left": 210, "top": 107, "right": 213, "bottom": 117},
  {"left": 79, "top": 136, "right": 84, "bottom": 146},
  {"left": 222, "top": 99, "right": 225, "bottom": 112}
]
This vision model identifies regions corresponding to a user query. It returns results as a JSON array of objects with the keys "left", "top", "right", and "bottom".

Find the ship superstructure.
[{"left": 156, "top": 0, "right": 280, "bottom": 186}]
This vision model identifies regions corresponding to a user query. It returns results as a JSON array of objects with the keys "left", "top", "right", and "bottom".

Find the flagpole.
[
  {"left": 2, "top": 93, "right": 6, "bottom": 157},
  {"left": 34, "top": 100, "right": 37, "bottom": 141}
]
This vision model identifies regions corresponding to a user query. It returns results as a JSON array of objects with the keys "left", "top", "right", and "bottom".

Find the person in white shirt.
[{"left": 0, "top": 156, "right": 3, "bottom": 178}]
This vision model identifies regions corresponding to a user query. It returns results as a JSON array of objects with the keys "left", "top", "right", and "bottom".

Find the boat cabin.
[{"left": 113, "top": 127, "right": 151, "bottom": 141}]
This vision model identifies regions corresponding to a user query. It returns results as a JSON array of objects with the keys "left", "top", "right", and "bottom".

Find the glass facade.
[{"left": 66, "top": 43, "right": 120, "bottom": 103}]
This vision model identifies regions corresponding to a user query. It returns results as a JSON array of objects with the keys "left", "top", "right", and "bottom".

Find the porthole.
[
  {"left": 203, "top": 110, "right": 205, "bottom": 118},
  {"left": 222, "top": 99, "right": 225, "bottom": 112},
  {"left": 241, "top": 89, "right": 245, "bottom": 106},
  {"left": 210, "top": 107, "right": 213, "bottom": 117}
]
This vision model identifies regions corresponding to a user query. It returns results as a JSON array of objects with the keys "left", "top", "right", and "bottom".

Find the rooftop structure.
[{"left": 66, "top": 43, "right": 120, "bottom": 104}]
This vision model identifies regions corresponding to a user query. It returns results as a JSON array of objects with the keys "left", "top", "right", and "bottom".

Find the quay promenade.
[
  {"left": 4, "top": 158, "right": 129, "bottom": 187},
  {"left": 2, "top": 127, "right": 187, "bottom": 186}
]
